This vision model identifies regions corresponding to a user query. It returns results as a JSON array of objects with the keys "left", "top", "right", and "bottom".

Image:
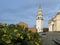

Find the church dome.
[{"left": 17, "top": 22, "right": 28, "bottom": 28}]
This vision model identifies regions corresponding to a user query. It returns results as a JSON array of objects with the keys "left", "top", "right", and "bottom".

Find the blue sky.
[{"left": 0, "top": 0, "right": 60, "bottom": 28}]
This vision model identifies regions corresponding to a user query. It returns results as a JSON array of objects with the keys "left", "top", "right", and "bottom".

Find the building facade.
[
  {"left": 16, "top": 22, "right": 37, "bottom": 33},
  {"left": 48, "top": 10, "right": 60, "bottom": 32},
  {"left": 36, "top": 7, "right": 43, "bottom": 32},
  {"left": 16, "top": 7, "right": 43, "bottom": 33}
]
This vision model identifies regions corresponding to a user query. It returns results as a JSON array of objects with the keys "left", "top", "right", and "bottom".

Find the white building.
[
  {"left": 36, "top": 7, "right": 43, "bottom": 32},
  {"left": 48, "top": 10, "right": 60, "bottom": 32}
]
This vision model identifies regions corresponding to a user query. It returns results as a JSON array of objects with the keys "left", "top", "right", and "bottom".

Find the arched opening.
[{"left": 52, "top": 24, "right": 54, "bottom": 31}]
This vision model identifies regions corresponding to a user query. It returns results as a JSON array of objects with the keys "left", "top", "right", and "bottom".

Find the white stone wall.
[
  {"left": 49, "top": 10, "right": 60, "bottom": 32},
  {"left": 49, "top": 20, "right": 60, "bottom": 32},
  {"left": 36, "top": 20, "right": 43, "bottom": 32},
  {"left": 56, "top": 20, "right": 60, "bottom": 31},
  {"left": 49, "top": 21, "right": 54, "bottom": 32},
  {"left": 49, "top": 24, "right": 52, "bottom": 32}
]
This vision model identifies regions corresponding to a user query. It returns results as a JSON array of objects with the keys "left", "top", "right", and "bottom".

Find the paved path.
[{"left": 40, "top": 32, "right": 60, "bottom": 45}]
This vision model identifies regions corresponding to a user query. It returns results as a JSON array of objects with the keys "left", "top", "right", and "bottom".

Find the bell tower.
[{"left": 36, "top": 7, "right": 43, "bottom": 32}]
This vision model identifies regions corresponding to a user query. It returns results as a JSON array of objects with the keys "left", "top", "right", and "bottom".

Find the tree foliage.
[{"left": 0, "top": 23, "right": 41, "bottom": 45}]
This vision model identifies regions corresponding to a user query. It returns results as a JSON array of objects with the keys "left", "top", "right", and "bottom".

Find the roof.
[
  {"left": 28, "top": 28, "right": 37, "bottom": 33},
  {"left": 17, "top": 22, "right": 28, "bottom": 28},
  {"left": 48, "top": 10, "right": 60, "bottom": 24}
]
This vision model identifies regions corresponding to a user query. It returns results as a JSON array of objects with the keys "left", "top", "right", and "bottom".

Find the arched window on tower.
[
  {"left": 38, "top": 17, "right": 41, "bottom": 19},
  {"left": 38, "top": 17, "right": 40, "bottom": 19}
]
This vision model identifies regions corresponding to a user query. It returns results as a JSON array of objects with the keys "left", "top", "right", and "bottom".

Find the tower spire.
[
  {"left": 38, "top": 2, "right": 42, "bottom": 13},
  {"left": 38, "top": 6, "right": 42, "bottom": 16},
  {"left": 38, "top": 0, "right": 42, "bottom": 9},
  {"left": 39, "top": 4, "right": 41, "bottom": 8}
]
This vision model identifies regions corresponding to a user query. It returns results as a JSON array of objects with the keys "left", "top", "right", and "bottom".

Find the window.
[{"left": 38, "top": 17, "right": 40, "bottom": 19}]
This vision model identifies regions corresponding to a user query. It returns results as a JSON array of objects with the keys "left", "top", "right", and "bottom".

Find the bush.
[{"left": 0, "top": 23, "right": 41, "bottom": 45}]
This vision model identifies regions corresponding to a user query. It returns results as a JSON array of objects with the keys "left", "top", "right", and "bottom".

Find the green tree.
[{"left": 0, "top": 23, "right": 42, "bottom": 45}]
